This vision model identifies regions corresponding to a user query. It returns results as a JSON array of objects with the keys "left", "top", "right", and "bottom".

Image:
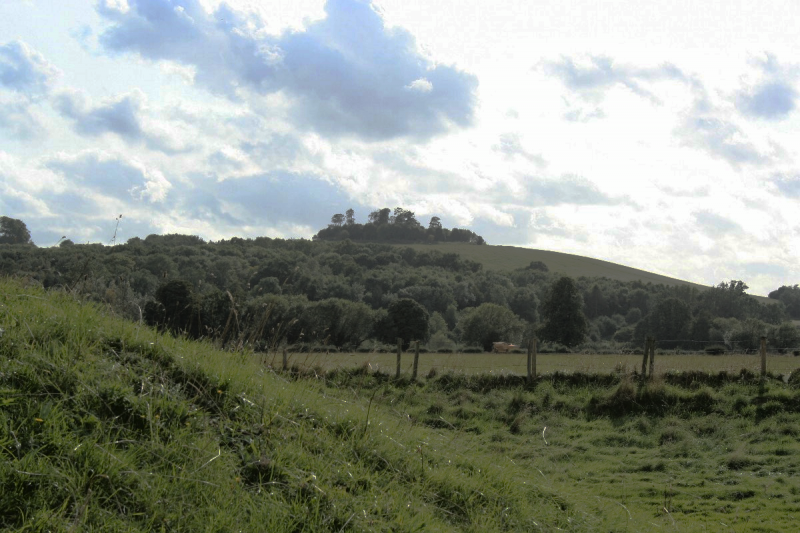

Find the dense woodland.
[{"left": 2, "top": 214, "right": 800, "bottom": 354}]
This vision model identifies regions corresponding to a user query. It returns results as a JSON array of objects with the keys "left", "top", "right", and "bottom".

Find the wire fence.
[{"left": 270, "top": 337, "right": 800, "bottom": 378}]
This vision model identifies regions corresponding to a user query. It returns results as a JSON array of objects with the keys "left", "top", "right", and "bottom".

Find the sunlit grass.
[{"left": 3, "top": 277, "right": 800, "bottom": 532}]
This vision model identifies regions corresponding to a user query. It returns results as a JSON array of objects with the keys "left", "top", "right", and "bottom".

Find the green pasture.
[
  {"left": 4, "top": 278, "right": 800, "bottom": 532},
  {"left": 281, "top": 351, "right": 800, "bottom": 377},
  {"left": 398, "top": 242, "right": 775, "bottom": 302}
]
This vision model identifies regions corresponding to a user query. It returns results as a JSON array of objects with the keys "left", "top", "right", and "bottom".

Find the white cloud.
[
  {"left": 405, "top": 78, "right": 432, "bottom": 92},
  {"left": 2, "top": 0, "right": 800, "bottom": 294},
  {"left": 0, "top": 40, "right": 60, "bottom": 97}
]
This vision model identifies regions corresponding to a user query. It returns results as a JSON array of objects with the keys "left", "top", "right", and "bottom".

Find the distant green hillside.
[{"left": 398, "top": 243, "right": 774, "bottom": 303}]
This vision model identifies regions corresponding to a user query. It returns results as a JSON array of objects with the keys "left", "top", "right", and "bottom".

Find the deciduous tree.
[
  {"left": 458, "top": 303, "right": 524, "bottom": 351},
  {"left": 0, "top": 216, "right": 33, "bottom": 245},
  {"left": 375, "top": 298, "right": 429, "bottom": 350},
  {"left": 538, "top": 276, "right": 587, "bottom": 347}
]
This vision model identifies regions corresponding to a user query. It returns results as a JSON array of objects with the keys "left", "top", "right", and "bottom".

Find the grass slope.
[
  {"left": 0, "top": 279, "right": 575, "bottom": 532},
  {"left": 4, "top": 278, "right": 800, "bottom": 532},
  {"left": 399, "top": 243, "right": 774, "bottom": 302}
]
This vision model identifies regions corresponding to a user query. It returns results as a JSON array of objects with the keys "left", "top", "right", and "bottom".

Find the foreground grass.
[
  {"left": 3, "top": 278, "right": 800, "bottom": 531},
  {"left": 0, "top": 279, "right": 578, "bottom": 532}
]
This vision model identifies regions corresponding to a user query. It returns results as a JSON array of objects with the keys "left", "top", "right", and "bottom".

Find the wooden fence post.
[
  {"left": 641, "top": 337, "right": 649, "bottom": 379},
  {"left": 396, "top": 338, "right": 402, "bottom": 379},
  {"left": 412, "top": 340, "right": 420, "bottom": 381},
  {"left": 760, "top": 336, "right": 767, "bottom": 378},
  {"left": 282, "top": 347, "right": 288, "bottom": 372},
  {"left": 527, "top": 339, "right": 532, "bottom": 382},
  {"left": 648, "top": 337, "right": 656, "bottom": 377}
]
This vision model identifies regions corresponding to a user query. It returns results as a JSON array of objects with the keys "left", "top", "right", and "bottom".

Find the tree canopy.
[
  {"left": 0, "top": 216, "right": 33, "bottom": 245},
  {"left": 315, "top": 207, "right": 485, "bottom": 245},
  {"left": 538, "top": 276, "right": 588, "bottom": 347}
]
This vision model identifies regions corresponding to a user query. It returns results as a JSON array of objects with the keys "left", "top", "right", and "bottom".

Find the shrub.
[{"left": 461, "top": 346, "right": 483, "bottom": 354}]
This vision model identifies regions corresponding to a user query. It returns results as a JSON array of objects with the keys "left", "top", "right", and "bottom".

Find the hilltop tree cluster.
[
  {"left": 1, "top": 215, "right": 798, "bottom": 353},
  {"left": 314, "top": 207, "right": 486, "bottom": 245}
]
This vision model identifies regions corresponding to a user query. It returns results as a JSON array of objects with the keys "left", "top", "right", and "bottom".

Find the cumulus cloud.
[
  {"left": 96, "top": 0, "right": 478, "bottom": 140},
  {"left": 692, "top": 210, "right": 742, "bottom": 236},
  {"left": 523, "top": 175, "right": 624, "bottom": 206},
  {"left": 46, "top": 150, "right": 172, "bottom": 203},
  {"left": 737, "top": 82, "right": 797, "bottom": 120},
  {"left": 0, "top": 98, "right": 47, "bottom": 139},
  {"left": 528, "top": 209, "right": 589, "bottom": 242},
  {"left": 54, "top": 89, "right": 192, "bottom": 153},
  {"left": 55, "top": 89, "right": 144, "bottom": 139},
  {"left": 677, "top": 114, "right": 767, "bottom": 166},
  {"left": 771, "top": 174, "right": 800, "bottom": 198},
  {"left": 0, "top": 40, "right": 60, "bottom": 96},
  {"left": 736, "top": 54, "right": 798, "bottom": 120},
  {"left": 493, "top": 133, "right": 546, "bottom": 167},
  {"left": 543, "top": 55, "right": 688, "bottom": 103},
  {"left": 177, "top": 171, "right": 370, "bottom": 231}
]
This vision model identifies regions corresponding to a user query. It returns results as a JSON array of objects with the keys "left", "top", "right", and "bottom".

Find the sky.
[{"left": 1, "top": 0, "right": 799, "bottom": 296}]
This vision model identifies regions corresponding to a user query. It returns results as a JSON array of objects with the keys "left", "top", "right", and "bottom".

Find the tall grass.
[
  {"left": 0, "top": 278, "right": 578, "bottom": 531},
  {"left": 3, "top": 277, "right": 800, "bottom": 531}
]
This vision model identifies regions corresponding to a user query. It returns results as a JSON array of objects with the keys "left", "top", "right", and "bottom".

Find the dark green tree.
[
  {"left": 0, "top": 216, "right": 33, "bottom": 245},
  {"left": 769, "top": 322, "right": 800, "bottom": 351},
  {"left": 769, "top": 285, "right": 800, "bottom": 319},
  {"left": 375, "top": 298, "right": 429, "bottom": 350},
  {"left": 538, "top": 276, "right": 587, "bottom": 347},
  {"left": 458, "top": 303, "right": 525, "bottom": 351},
  {"left": 148, "top": 279, "right": 200, "bottom": 337},
  {"left": 636, "top": 297, "right": 691, "bottom": 348}
]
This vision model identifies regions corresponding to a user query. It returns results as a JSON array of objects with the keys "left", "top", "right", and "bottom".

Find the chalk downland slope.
[{"left": 398, "top": 243, "right": 773, "bottom": 302}]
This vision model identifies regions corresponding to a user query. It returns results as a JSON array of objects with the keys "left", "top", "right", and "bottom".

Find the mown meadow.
[{"left": 3, "top": 277, "right": 800, "bottom": 532}]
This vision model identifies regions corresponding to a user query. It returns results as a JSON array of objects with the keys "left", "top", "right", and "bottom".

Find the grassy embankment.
[
  {"left": 3, "top": 277, "right": 800, "bottom": 531},
  {"left": 399, "top": 243, "right": 775, "bottom": 303}
]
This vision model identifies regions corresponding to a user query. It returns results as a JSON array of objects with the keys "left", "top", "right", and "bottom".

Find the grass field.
[
  {"left": 398, "top": 242, "right": 775, "bottom": 302},
  {"left": 4, "top": 278, "right": 800, "bottom": 532},
  {"left": 280, "top": 351, "right": 800, "bottom": 378}
]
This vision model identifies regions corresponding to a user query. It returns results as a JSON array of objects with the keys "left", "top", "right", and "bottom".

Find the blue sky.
[{"left": 1, "top": 0, "right": 799, "bottom": 295}]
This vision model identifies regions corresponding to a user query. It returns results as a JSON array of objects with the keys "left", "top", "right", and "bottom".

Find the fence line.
[{"left": 274, "top": 336, "right": 800, "bottom": 380}]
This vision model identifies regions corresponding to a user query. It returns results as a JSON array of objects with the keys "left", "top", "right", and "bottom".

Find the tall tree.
[
  {"left": 345, "top": 208, "right": 355, "bottom": 225},
  {"left": 368, "top": 208, "right": 391, "bottom": 225},
  {"left": 769, "top": 285, "right": 800, "bottom": 319},
  {"left": 458, "top": 303, "right": 525, "bottom": 351},
  {"left": 538, "top": 276, "right": 587, "bottom": 347},
  {"left": 330, "top": 214, "right": 345, "bottom": 227},
  {"left": 636, "top": 297, "right": 691, "bottom": 348},
  {"left": 375, "top": 298, "right": 429, "bottom": 350},
  {"left": 0, "top": 216, "right": 33, "bottom": 245}
]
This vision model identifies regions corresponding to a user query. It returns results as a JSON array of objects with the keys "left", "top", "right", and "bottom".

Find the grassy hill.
[
  {"left": 4, "top": 278, "right": 800, "bottom": 531},
  {"left": 0, "top": 278, "right": 575, "bottom": 531},
  {"left": 399, "top": 243, "right": 774, "bottom": 303}
]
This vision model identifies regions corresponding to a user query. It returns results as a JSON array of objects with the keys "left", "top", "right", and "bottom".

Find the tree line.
[{"left": 2, "top": 215, "right": 799, "bottom": 353}]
